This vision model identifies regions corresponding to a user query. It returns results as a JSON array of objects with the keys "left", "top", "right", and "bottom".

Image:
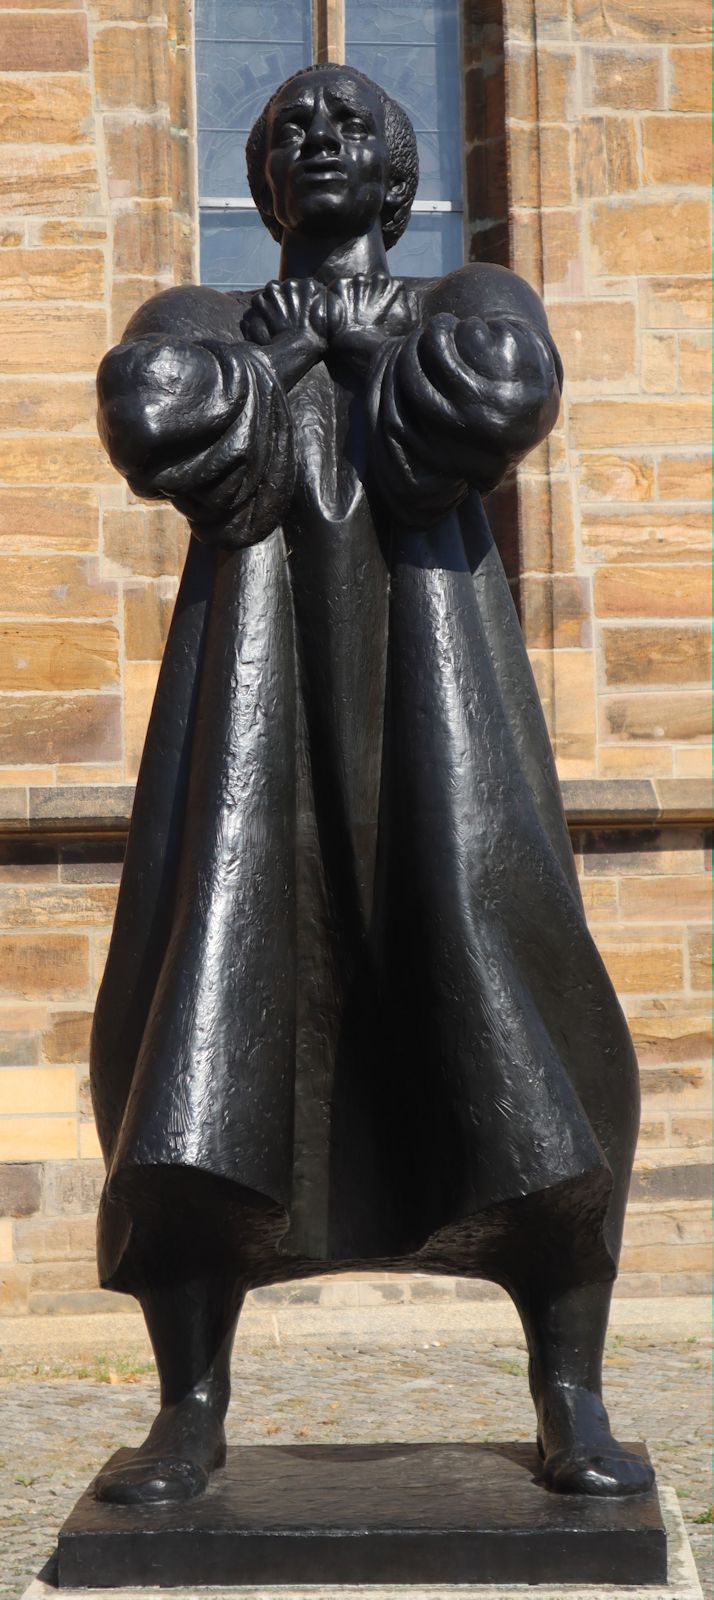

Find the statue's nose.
[{"left": 303, "top": 108, "right": 341, "bottom": 155}]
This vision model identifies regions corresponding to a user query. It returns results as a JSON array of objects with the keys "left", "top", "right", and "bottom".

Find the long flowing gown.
[{"left": 91, "top": 264, "right": 640, "bottom": 1299}]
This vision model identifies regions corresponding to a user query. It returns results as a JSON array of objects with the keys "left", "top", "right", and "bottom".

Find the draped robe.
[{"left": 91, "top": 264, "right": 640, "bottom": 1298}]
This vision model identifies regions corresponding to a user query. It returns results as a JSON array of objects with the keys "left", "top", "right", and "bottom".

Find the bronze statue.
[{"left": 92, "top": 64, "right": 652, "bottom": 1507}]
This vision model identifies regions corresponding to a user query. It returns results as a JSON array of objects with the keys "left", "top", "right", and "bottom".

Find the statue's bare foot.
[
  {"left": 94, "top": 1395, "right": 227, "bottom": 1504},
  {"left": 537, "top": 1383, "right": 654, "bottom": 1497}
]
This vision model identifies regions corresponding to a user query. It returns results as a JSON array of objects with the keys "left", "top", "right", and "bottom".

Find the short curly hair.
[{"left": 246, "top": 63, "right": 419, "bottom": 250}]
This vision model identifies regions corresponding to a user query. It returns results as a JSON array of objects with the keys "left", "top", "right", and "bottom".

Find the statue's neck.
[{"left": 279, "top": 222, "right": 390, "bottom": 283}]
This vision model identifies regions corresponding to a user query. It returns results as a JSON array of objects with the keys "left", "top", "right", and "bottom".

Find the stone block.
[
  {"left": 670, "top": 1114, "right": 712, "bottom": 1149},
  {"left": 582, "top": 511, "right": 709, "bottom": 564},
  {"left": 579, "top": 453, "right": 654, "bottom": 502},
  {"left": 604, "top": 117, "right": 639, "bottom": 191},
  {"left": 123, "top": 583, "right": 174, "bottom": 660},
  {"left": 597, "top": 931, "right": 684, "bottom": 993},
  {"left": 548, "top": 300, "right": 636, "bottom": 383},
  {"left": 0, "top": 1261, "right": 29, "bottom": 1311},
  {"left": 687, "top": 929, "right": 711, "bottom": 992},
  {"left": 0, "top": 436, "right": 123, "bottom": 486},
  {"left": 573, "top": 0, "right": 710, "bottom": 42},
  {"left": 668, "top": 45, "right": 710, "bottom": 110},
  {"left": 0, "top": 934, "right": 89, "bottom": 999},
  {"left": 0, "top": 1066, "right": 75, "bottom": 1115},
  {"left": 30, "top": 785, "right": 133, "bottom": 821},
  {"left": 629, "top": 1008, "right": 712, "bottom": 1064},
  {"left": 0, "top": 378, "right": 96, "bottom": 433},
  {"left": 573, "top": 118, "right": 607, "bottom": 198},
  {"left": 30, "top": 1258, "right": 98, "bottom": 1292},
  {"left": 124, "top": 660, "right": 160, "bottom": 779},
  {"left": 585, "top": 47, "right": 662, "bottom": 108},
  {"left": 0, "top": 1116, "right": 76, "bottom": 1160},
  {"left": 639, "top": 276, "right": 711, "bottom": 329},
  {"left": 642, "top": 115, "right": 711, "bottom": 186},
  {"left": 41, "top": 1010, "right": 92, "bottom": 1063},
  {"left": 0, "top": 694, "right": 122, "bottom": 765},
  {"left": 94, "top": 24, "right": 168, "bottom": 110},
  {"left": 0, "top": 622, "right": 119, "bottom": 691},
  {"left": 0, "top": 1160, "right": 41, "bottom": 1215},
  {"left": 0, "top": 75, "right": 93, "bottom": 142},
  {"left": 594, "top": 565, "right": 710, "bottom": 618},
  {"left": 541, "top": 207, "right": 582, "bottom": 294},
  {"left": 571, "top": 400, "right": 710, "bottom": 449},
  {"left": 590, "top": 199, "right": 710, "bottom": 277},
  {"left": 42, "top": 1157, "right": 103, "bottom": 1215},
  {"left": 0, "top": 1030, "right": 39, "bottom": 1066},
  {"left": 679, "top": 335, "right": 711, "bottom": 396},
  {"left": 79, "top": 1120, "right": 102, "bottom": 1157},
  {"left": 105, "top": 117, "right": 170, "bottom": 201},
  {"left": 0, "top": 10, "right": 87, "bottom": 69},
  {"left": 103, "top": 507, "right": 187, "bottom": 578},
  {"left": 0, "top": 884, "right": 118, "bottom": 926},
  {"left": 0, "top": 555, "right": 116, "bottom": 618},
  {"left": 0, "top": 246, "right": 104, "bottom": 301},
  {"left": 603, "top": 691, "right": 711, "bottom": 744},
  {"left": 641, "top": 333, "right": 677, "bottom": 394},
  {"left": 620, "top": 873, "right": 712, "bottom": 921},
  {"left": 552, "top": 649, "right": 596, "bottom": 773},
  {"left": 502, "top": 44, "right": 536, "bottom": 123},
  {"left": 520, "top": 575, "right": 591, "bottom": 649},
  {"left": 602, "top": 626, "right": 711, "bottom": 688},
  {"left": 112, "top": 203, "right": 172, "bottom": 276},
  {"left": 0, "top": 305, "right": 106, "bottom": 376},
  {"left": 27, "top": 1287, "right": 135, "bottom": 1313},
  {"left": 0, "top": 146, "right": 98, "bottom": 214},
  {"left": 0, "top": 488, "right": 97, "bottom": 552}
]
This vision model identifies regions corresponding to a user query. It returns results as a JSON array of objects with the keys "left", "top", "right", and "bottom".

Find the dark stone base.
[{"left": 57, "top": 1441, "right": 666, "bottom": 1589}]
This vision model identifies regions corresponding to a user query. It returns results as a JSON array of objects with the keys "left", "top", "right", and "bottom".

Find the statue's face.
[{"left": 266, "top": 72, "right": 389, "bottom": 239}]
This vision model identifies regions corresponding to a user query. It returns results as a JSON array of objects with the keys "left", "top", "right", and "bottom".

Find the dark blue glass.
[{"left": 389, "top": 211, "right": 463, "bottom": 279}]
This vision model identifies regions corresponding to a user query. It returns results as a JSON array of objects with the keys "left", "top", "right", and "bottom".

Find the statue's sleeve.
[
  {"left": 96, "top": 288, "right": 295, "bottom": 548},
  {"left": 365, "top": 270, "right": 562, "bottom": 526}
]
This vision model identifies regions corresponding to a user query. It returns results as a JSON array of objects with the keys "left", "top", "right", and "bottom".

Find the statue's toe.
[
  {"left": 543, "top": 1446, "right": 655, "bottom": 1498},
  {"left": 95, "top": 1454, "right": 209, "bottom": 1504}
]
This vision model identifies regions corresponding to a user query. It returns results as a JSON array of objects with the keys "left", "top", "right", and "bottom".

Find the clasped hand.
[{"left": 240, "top": 274, "right": 413, "bottom": 371}]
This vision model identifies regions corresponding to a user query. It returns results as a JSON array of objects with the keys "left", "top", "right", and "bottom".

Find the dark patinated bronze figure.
[{"left": 92, "top": 64, "right": 653, "bottom": 1509}]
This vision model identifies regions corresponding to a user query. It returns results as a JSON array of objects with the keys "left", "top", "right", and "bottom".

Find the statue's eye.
[
  {"left": 277, "top": 119, "right": 304, "bottom": 144},
  {"left": 342, "top": 117, "right": 369, "bottom": 137}
]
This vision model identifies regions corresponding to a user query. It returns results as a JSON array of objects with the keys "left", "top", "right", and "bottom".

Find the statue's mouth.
[{"left": 299, "top": 159, "right": 347, "bottom": 182}]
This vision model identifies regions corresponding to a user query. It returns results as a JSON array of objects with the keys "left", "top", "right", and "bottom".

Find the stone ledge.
[{"left": 0, "top": 779, "right": 710, "bottom": 840}]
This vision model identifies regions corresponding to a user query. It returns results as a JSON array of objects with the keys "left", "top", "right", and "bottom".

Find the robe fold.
[{"left": 91, "top": 264, "right": 640, "bottom": 1297}]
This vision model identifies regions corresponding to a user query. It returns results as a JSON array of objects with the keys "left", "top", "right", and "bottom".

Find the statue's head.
[{"left": 246, "top": 64, "right": 419, "bottom": 249}]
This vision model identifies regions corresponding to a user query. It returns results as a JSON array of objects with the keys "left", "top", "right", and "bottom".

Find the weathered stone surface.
[
  {"left": 42, "top": 1158, "right": 103, "bottom": 1216},
  {"left": 604, "top": 692, "right": 711, "bottom": 743},
  {"left": 123, "top": 583, "right": 174, "bottom": 659},
  {"left": 668, "top": 46, "right": 710, "bottom": 110},
  {"left": 0, "top": 556, "right": 116, "bottom": 618},
  {"left": 571, "top": 400, "right": 710, "bottom": 448},
  {"left": 642, "top": 115, "right": 711, "bottom": 186},
  {"left": 594, "top": 565, "right": 710, "bottom": 617},
  {"left": 94, "top": 24, "right": 168, "bottom": 110},
  {"left": 579, "top": 453, "right": 654, "bottom": 502},
  {"left": 0, "top": 246, "right": 104, "bottom": 301},
  {"left": 603, "top": 626, "right": 711, "bottom": 687},
  {"left": 582, "top": 511, "right": 710, "bottom": 564},
  {"left": 0, "top": 75, "right": 93, "bottom": 142},
  {"left": 0, "top": 623, "right": 119, "bottom": 691},
  {"left": 585, "top": 47, "right": 662, "bottom": 108},
  {"left": 590, "top": 199, "right": 710, "bottom": 277},
  {"left": 0, "top": 696, "right": 121, "bottom": 766},
  {"left": 41, "top": 1011, "right": 92, "bottom": 1064},
  {"left": 0, "top": 489, "right": 97, "bottom": 552},
  {"left": 0, "top": 146, "right": 98, "bottom": 214},
  {"left": 0, "top": 304, "right": 106, "bottom": 377},
  {"left": 0, "top": 10, "right": 87, "bottom": 70},
  {"left": 573, "top": 0, "right": 711, "bottom": 42},
  {"left": 0, "top": 1160, "right": 41, "bottom": 1216}
]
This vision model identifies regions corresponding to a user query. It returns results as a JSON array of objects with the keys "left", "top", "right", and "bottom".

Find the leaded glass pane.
[
  {"left": 388, "top": 211, "right": 463, "bottom": 280},
  {"left": 200, "top": 209, "right": 280, "bottom": 290}
]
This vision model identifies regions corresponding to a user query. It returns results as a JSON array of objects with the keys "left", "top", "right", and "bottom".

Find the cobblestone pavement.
[{"left": 2, "top": 1331, "right": 710, "bottom": 1599}]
